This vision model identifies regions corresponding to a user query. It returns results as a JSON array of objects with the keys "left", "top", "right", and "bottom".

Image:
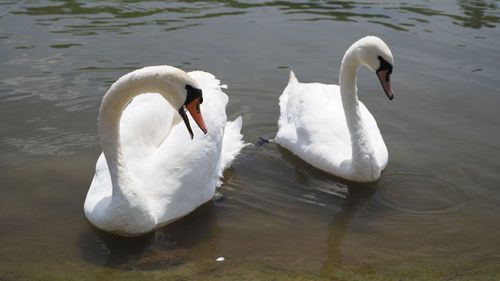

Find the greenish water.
[{"left": 1, "top": 1, "right": 500, "bottom": 280}]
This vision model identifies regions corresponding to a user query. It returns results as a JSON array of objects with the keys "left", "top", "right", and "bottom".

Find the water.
[{"left": 1, "top": 1, "right": 500, "bottom": 280}]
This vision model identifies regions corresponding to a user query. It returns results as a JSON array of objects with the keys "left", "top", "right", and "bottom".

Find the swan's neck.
[
  {"left": 99, "top": 72, "right": 182, "bottom": 200},
  {"left": 99, "top": 84, "right": 135, "bottom": 198},
  {"left": 339, "top": 50, "right": 377, "bottom": 177}
]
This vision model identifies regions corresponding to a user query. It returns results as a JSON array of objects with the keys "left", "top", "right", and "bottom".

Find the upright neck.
[
  {"left": 98, "top": 70, "right": 182, "bottom": 198},
  {"left": 339, "top": 50, "right": 377, "bottom": 176}
]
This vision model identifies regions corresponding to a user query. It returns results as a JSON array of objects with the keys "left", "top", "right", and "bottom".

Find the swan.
[
  {"left": 276, "top": 36, "right": 394, "bottom": 182},
  {"left": 84, "top": 65, "right": 245, "bottom": 237}
]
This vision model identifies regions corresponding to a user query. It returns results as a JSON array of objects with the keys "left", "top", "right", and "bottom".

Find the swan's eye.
[
  {"left": 184, "top": 84, "right": 203, "bottom": 106},
  {"left": 377, "top": 56, "right": 393, "bottom": 74}
]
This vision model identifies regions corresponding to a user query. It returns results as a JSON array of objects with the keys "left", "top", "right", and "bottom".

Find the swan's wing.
[
  {"left": 215, "top": 115, "right": 245, "bottom": 186},
  {"left": 187, "top": 71, "right": 245, "bottom": 182},
  {"left": 188, "top": 71, "right": 246, "bottom": 179},
  {"left": 119, "top": 94, "right": 176, "bottom": 160},
  {"left": 359, "top": 103, "right": 388, "bottom": 170},
  {"left": 276, "top": 76, "right": 352, "bottom": 175},
  {"left": 84, "top": 153, "right": 111, "bottom": 213},
  {"left": 142, "top": 71, "right": 238, "bottom": 224}
]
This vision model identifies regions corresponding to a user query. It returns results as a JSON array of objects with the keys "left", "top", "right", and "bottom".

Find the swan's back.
[{"left": 277, "top": 76, "right": 351, "bottom": 173}]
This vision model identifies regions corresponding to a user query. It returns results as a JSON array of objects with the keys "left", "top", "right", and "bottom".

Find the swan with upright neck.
[
  {"left": 84, "top": 65, "right": 245, "bottom": 236},
  {"left": 276, "top": 36, "right": 394, "bottom": 182}
]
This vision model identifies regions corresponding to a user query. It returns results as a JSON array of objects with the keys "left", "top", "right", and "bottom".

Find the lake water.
[{"left": 1, "top": 1, "right": 500, "bottom": 280}]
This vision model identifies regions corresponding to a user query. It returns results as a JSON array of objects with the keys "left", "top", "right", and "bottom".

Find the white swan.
[
  {"left": 276, "top": 36, "right": 394, "bottom": 182},
  {"left": 84, "top": 66, "right": 245, "bottom": 237}
]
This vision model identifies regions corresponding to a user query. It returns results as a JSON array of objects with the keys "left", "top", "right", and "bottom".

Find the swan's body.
[
  {"left": 276, "top": 36, "right": 394, "bottom": 182},
  {"left": 84, "top": 66, "right": 245, "bottom": 237}
]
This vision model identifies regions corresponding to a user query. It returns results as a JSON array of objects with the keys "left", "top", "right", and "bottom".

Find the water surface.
[{"left": 1, "top": 1, "right": 500, "bottom": 280}]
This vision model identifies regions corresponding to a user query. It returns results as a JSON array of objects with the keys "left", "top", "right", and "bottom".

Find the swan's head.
[
  {"left": 169, "top": 70, "right": 208, "bottom": 140},
  {"left": 132, "top": 65, "right": 208, "bottom": 139},
  {"left": 179, "top": 83, "right": 208, "bottom": 139},
  {"left": 353, "top": 36, "right": 394, "bottom": 100}
]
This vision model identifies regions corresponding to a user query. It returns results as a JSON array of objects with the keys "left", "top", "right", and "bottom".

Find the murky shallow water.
[{"left": 1, "top": 1, "right": 500, "bottom": 280}]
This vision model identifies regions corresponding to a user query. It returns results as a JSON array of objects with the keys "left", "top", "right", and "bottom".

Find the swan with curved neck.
[
  {"left": 276, "top": 36, "right": 394, "bottom": 182},
  {"left": 84, "top": 66, "right": 245, "bottom": 236}
]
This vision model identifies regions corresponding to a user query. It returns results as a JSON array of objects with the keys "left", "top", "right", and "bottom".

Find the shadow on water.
[{"left": 78, "top": 202, "right": 219, "bottom": 270}]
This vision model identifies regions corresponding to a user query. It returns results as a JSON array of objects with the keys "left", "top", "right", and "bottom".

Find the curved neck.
[
  {"left": 99, "top": 70, "right": 182, "bottom": 198},
  {"left": 339, "top": 49, "right": 376, "bottom": 174}
]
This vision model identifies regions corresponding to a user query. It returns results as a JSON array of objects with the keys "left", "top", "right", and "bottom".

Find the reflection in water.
[
  {"left": 278, "top": 146, "right": 349, "bottom": 199},
  {"left": 1, "top": 0, "right": 500, "bottom": 279},
  {"left": 399, "top": 0, "right": 499, "bottom": 29},
  {"left": 278, "top": 145, "right": 377, "bottom": 275},
  {"left": 78, "top": 203, "right": 219, "bottom": 270},
  {"left": 11, "top": 0, "right": 396, "bottom": 33},
  {"left": 321, "top": 182, "right": 376, "bottom": 276},
  {"left": 459, "top": 0, "right": 499, "bottom": 29},
  {"left": 9, "top": 0, "right": 499, "bottom": 37}
]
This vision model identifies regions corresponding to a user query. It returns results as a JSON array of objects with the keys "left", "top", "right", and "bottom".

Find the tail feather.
[
  {"left": 216, "top": 116, "right": 246, "bottom": 186},
  {"left": 289, "top": 70, "right": 299, "bottom": 84}
]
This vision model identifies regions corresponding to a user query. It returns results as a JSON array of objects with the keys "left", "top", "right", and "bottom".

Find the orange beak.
[
  {"left": 178, "top": 97, "right": 208, "bottom": 139},
  {"left": 376, "top": 69, "right": 394, "bottom": 100}
]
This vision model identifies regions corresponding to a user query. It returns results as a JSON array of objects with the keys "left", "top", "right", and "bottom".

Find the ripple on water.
[{"left": 373, "top": 172, "right": 468, "bottom": 217}]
